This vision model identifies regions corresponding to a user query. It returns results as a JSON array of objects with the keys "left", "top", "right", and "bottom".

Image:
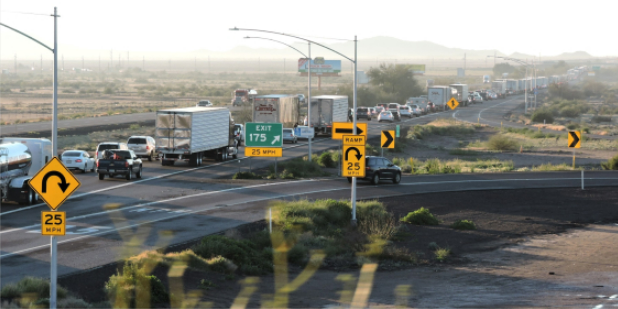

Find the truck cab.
[{"left": 0, "top": 138, "right": 52, "bottom": 205}]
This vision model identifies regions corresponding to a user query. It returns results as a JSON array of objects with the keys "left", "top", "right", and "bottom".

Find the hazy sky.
[{"left": 1, "top": 0, "right": 616, "bottom": 60}]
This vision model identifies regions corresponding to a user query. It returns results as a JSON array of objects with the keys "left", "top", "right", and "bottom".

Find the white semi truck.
[
  {"left": 307, "top": 95, "right": 348, "bottom": 136},
  {"left": 0, "top": 138, "right": 52, "bottom": 205},
  {"left": 427, "top": 86, "right": 456, "bottom": 111},
  {"left": 491, "top": 80, "right": 507, "bottom": 98},
  {"left": 449, "top": 84, "right": 469, "bottom": 106},
  {"left": 156, "top": 107, "right": 238, "bottom": 166}
]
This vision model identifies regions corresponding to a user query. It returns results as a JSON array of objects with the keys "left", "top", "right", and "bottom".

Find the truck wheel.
[
  {"left": 98, "top": 173, "right": 105, "bottom": 180},
  {"left": 126, "top": 168, "right": 132, "bottom": 180}
]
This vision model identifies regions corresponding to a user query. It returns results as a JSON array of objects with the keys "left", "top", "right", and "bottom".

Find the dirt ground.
[
  {"left": 53, "top": 187, "right": 618, "bottom": 308},
  {"left": 378, "top": 125, "right": 617, "bottom": 169}
]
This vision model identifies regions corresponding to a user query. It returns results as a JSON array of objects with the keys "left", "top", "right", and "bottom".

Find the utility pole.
[{"left": 51, "top": 8, "right": 60, "bottom": 309}]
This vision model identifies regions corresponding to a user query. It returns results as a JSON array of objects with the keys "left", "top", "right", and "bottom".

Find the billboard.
[
  {"left": 298, "top": 58, "right": 341, "bottom": 76},
  {"left": 409, "top": 64, "right": 425, "bottom": 75}
]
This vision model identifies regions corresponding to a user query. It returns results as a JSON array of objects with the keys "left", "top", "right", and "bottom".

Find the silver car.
[
  {"left": 196, "top": 100, "right": 213, "bottom": 107},
  {"left": 399, "top": 106, "right": 413, "bottom": 118},
  {"left": 378, "top": 111, "right": 394, "bottom": 122},
  {"left": 407, "top": 104, "right": 423, "bottom": 116},
  {"left": 282, "top": 128, "right": 297, "bottom": 144},
  {"left": 61, "top": 150, "right": 95, "bottom": 173},
  {"left": 127, "top": 136, "right": 156, "bottom": 161}
]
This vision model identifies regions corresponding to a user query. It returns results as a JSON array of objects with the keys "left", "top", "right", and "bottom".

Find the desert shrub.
[
  {"left": 487, "top": 134, "right": 518, "bottom": 151},
  {"left": 271, "top": 158, "right": 328, "bottom": 178},
  {"left": 129, "top": 124, "right": 140, "bottom": 130},
  {"left": 357, "top": 205, "right": 399, "bottom": 239},
  {"left": 365, "top": 143, "right": 378, "bottom": 155},
  {"left": 560, "top": 106, "right": 582, "bottom": 118},
  {"left": 531, "top": 110, "right": 554, "bottom": 123},
  {"left": 287, "top": 244, "right": 309, "bottom": 264},
  {"left": 601, "top": 154, "right": 618, "bottom": 170},
  {"left": 434, "top": 248, "right": 451, "bottom": 262},
  {"left": 450, "top": 220, "right": 476, "bottom": 230},
  {"left": 232, "top": 172, "right": 262, "bottom": 179},
  {"left": 408, "top": 124, "right": 475, "bottom": 140},
  {"left": 104, "top": 263, "right": 169, "bottom": 308},
  {"left": 424, "top": 158, "right": 441, "bottom": 174},
  {"left": 400, "top": 165, "right": 412, "bottom": 173},
  {"left": 401, "top": 207, "right": 439, "bottom": 225},
  {"left": 0, "top": 277, "right": 67, "bottom": 301},
  {"left": 318, "top": 152, "right": 336, "bottom": 168},
  {"left": 192, "top": 235, "right": 272, "bottom": 275},
  {"left": 592, "top": 115, "right": 612, "bottom": 123}
]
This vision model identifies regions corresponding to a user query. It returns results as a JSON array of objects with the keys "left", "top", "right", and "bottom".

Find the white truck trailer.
[
  {"left": 505, "top": 80, "right": 519, "bottom": 95},
  {"left": 156, "top": 107, "right": 238, "bottom": 166},
  {"left": 449, "top": 84, "right": 469, "bottom": 106},
  {"left": 491, "top": 80, "right": 507, "bottom": 98},
  {"left": 0, "top": 138, "right": 52, "bottom": 205},
  {"left": 427, "top": 86, "right": 456, "bottom": 111},
  {"left": 307, "top": 95, "right": 348, "bottom": 136},
  {"left": 252, "top": 94, "right": 301, "bottom": 128}
]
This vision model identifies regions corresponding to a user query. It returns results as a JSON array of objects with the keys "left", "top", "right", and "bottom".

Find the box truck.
[
  {"left": 505, "top": 80, "right": 519, "bottom": 95},
  {"left": 156, "top": 107, "right": 238, "bottom": 166},
  {"left": 449, "top": 84, "right": 469, "bottom": 106},
  {"left": 427, "top": 86, "right": 456, "bottom": 111},
  {"left": 491, "top": 80, "right": 507, "bottom": 98},
  {"left": 252, "top": 94, "right": 301, "bottom": 128}
]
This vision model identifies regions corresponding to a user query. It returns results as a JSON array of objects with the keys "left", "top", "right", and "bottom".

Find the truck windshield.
[{"left": 104, "top": 150, "right": 131, "bottom": 159}]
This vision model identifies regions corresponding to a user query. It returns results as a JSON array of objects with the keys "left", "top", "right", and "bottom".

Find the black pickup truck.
[{"left": 96, "top": 149, "right": 143, "bottom": 180}]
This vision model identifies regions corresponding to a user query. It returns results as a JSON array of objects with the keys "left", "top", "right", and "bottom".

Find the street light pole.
[
  {"left": 308, "top": 42, "right": 312, "bottom": 159},
  {"left": 230, "top": 27, "right": 358, "bottom": 225},
  {"left": 2, "top": 9, "right": 60, "bottom": 308},
  {"left": 351, "top": 35, "right": 358, "bottom": 225}
]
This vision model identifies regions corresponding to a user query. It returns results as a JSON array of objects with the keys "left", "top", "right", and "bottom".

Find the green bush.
[
  {"left": 192, "top": 235, "right": 272, "bottom": 275},
  {"left": 400, "top": 165, "right": 412, "bottom": 173},
  {"left": 318, "top": 152, "right": 336, "bottom": 168},
  {"left": 424, "top": 158, "right": 441, "bottom": 174},
  {"left": 0, "top": 277, "right": 68, "bottom": 301},
  {"left": 487, "top": 134, "right": 518, "bottom": 151},
  {"left": 270, "top": 158, "right": 328, "bottom": 178},
  {"left": 531, "top": 110, "right": 554, "bottom": 123},
  {"left": 232, "top": 172, "right": 262, "bottom": 179},
  {"left": 400, "top": 207, "right": 439, "bottom": 225},
  {"left": 408, "top": 124, "right": 475, "bottom": 140},
  {"left": 104, "top": 263, "right": 169, "bottom": 308},
  {"left": 434, "top": 248, "right": 451, "bottom": 262},
  {"left": 450, "top": 220, "right": 476, "bottom": 230},
  {"left": 601, "top": 154, "right": 618, "bottom": 170}
]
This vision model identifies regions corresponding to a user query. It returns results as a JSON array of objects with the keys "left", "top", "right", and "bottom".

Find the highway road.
[{"left": 2, "top": 94, "right": 617, "bottom": 286}]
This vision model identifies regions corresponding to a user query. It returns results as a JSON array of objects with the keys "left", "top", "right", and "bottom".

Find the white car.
[
  {"left": 61, "top": 150, "right": 95, "bottom": 173},
  {"left": 399, "top": 106, "right": 413, "bottom": 118},
  {"left": 378, "top": 111, "right": 394, "bottom": 122},
  {"left": 96, "top": 142, "right": 129, "bottom": 160},
  {"left": 127, "top": 136, "right": 156, "bottom": 161},
  {"left": 196, "top": 100, "right": 213, "bottom": 107}
]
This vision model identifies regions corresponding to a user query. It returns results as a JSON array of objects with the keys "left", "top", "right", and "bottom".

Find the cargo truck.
[
  {"left": 306, "top": 95, "right": 348, "bottom": 136},
  {"left": 427, "top": 86, "right": 456, "bottom": 111},
  {"left": 491, "top": 80, "right": 507, "bottom": 98},
  {"left": 252, "top": 94, "right": 301, "bottom": 128},
  {"left": 449, "top": 84, "right": 469, "bottom": 106},
  {"left": 0, "top": 138, "right": 51, "bottom": 205},
  {"left": 505, "top": 80, "right": 519, "bottom": 95},
  {"left": 156, "top": 107, "right": 238, "bottom": 167},
  {"left": 231, "top": 89, "right": 258, "bottom": 106}
]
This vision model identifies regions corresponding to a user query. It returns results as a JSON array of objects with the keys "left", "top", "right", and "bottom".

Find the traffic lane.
[
  {"left": 3, "top": 174, "right": 618, "bottom": 285},
  {"left": 0, "top": 136, "right": 339, "bottom": 216},
  {"left": 4, "top": 170, "right": 617, "bottom": 255}
]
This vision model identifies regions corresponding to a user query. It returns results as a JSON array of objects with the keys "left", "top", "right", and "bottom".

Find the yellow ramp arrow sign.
[
  {"left": 568, "top": 131, "right": 581, "bottom": 148},
  {"left": 381, "top": 130, "right": 395, "bottom": 149},
  {"left": 29, "top": 157, "right": 81, "bottom": 211}
]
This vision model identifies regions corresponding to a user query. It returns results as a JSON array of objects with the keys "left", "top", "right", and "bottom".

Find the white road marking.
[{"left": 452, "top": 98, "right": 517, "bottom": 126}]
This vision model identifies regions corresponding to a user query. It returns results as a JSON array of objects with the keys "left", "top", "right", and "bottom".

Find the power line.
[{"left": 0, "top": 10, "right": 50, "bottom": 16}]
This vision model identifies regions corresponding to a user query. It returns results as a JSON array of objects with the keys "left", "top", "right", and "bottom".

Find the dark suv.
[
  {"left": 347, "top": 156, "right": 402, "bottom": 185},
  {"left": 356, "top": 107, "right": 372, "bottom": 121}
]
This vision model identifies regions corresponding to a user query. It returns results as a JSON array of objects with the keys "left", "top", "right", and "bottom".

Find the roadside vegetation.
[
  {"left": 601, "top": 154, "right": 618, "bottom": 170},
  {"left": 0, "top": 277, "right": 92, "bottom": 309}
]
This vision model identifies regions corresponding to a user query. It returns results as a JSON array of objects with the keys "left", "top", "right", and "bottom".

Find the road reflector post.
[{"left": 581, "top": 169, "right": 584, "bottom": 190}]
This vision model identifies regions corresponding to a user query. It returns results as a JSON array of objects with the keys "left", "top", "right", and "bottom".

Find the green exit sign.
[{"left": 245, "top": 123, "right": 283, "bottom": 147}]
